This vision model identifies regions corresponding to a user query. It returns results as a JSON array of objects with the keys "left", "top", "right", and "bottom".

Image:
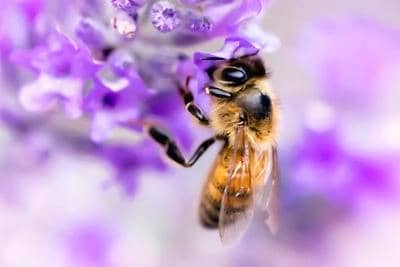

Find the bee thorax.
[{"left": 239, "top": 89, "right": 272, "bottom": 121}]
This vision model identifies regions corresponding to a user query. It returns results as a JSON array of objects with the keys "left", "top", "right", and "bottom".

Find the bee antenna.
[{"left": 201, "top": 56, "right": 226, "bottom": 61}]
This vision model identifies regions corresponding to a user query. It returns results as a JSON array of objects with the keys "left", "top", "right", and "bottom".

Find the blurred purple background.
[{"left": 1, "top": 0, "right": 400, "bottom": 267}]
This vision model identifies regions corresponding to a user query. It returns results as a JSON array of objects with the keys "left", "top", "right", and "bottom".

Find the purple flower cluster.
[
  {"left": 2, "top": 0, "right": 275, "bottom": 194},
  {"left": 2, "top": 1, "right": 400, "bottom": 260},
  {"left": 279, "top": 17, "right": 400, "bottom": 245},
  {"left": 281, "top": 128, "right": 399, "bottom": 243},
  {"left": 106, "top": 0, "right": 270, "bottom": 41}
]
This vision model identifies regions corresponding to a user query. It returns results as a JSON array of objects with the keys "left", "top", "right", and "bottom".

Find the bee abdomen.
[
  {"left": 199, "top": 185, "right": 251, "bottom": 229},
  {"left": 199, "top": 144, "right": 253, "bottom": 229},
  {"left": 199, "top": 206, "right": 219, "bottom": 228},
  {"left": 199, "top": 193, "right": 221, "bottom": 229}
]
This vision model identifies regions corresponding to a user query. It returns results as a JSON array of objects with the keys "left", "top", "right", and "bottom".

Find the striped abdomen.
[{"left": 199, "top": 145, "right": 253, "bottom": 228}]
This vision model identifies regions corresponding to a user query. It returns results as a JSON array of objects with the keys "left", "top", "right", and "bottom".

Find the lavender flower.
[
  {"left": 3, "top": 0, "right": 400, "bottom": 266},
  {"left": 150, "top": 1, "right": 182, "bottom": 33},
  {"left": 143, "top": 90, "right": 196, "bottom": 152},
  {"left": 0, "top": 0, "right": 42, "bottom": 56},
  {"left": 111, "top": 11, "right": 138, "bottom": 39},
  {"left": 282, "top": 128, "right": 400, "bottom": 243},
  {"left": 76, "top": 18, "right": 109, "bottom": 51},
  {"left": 195, "top": 36, "right": 260, "bottom": 67},
  {"left": 19, "top": 74, "right": 85, "bottom": 118},
  {"left": 11, "top": 30, "right": 102, "bottom": 118},
  {"left": 112, "top": 0, "right": 143, "bottom": 13},
  {"left": 184, "top": 12, "right": 213, "bottom": 33},
  {"left": 84, "top": 76, "right": 150, "bottom": 142},
  {"left": 12, "top": 31, "right": 101, "bottom": 78},
  {"left": 108, "top": 0, "right": 271, "bottom": 41},
  {"left": 203, "top": 0, "right": 264, "bottom": 37},
  {"left": 5, "top": 0, "right": 275, "bottom": 216},
  {"left": 298, "top": 18, "right": 400, "bottom": 110},
  {"left": 291, "top": 129, "right": 397, "bottom": 202},
  {"left": 100, "top": 140, "right": 166, "bottom": 194}
]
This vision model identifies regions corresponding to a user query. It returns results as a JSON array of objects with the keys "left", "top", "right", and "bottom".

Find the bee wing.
[
  {"left": 255, "top": 145, "right": 280, "bottom": 234},
  {"left": 218, "top": 126, "right": 256, "bottom": 244},
  {"left": 267, "top": 146, "right": 280, "bottom": 234}
]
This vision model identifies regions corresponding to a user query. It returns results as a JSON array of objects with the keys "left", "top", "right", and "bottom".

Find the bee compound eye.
[{"left": 221, "top": 67, "right": 247, "bottom": 85}]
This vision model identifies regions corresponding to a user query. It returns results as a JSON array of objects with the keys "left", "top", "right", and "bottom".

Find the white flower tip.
[{"left": 19, "top": 74, "right": 84, "bottom": 117}]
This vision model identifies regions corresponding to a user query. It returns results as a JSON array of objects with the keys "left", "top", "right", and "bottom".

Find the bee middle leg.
[
  {"left": 178, "top": 77, "right": 209, "bottom": 126},
  {"left": 148, "top": 126, "right": 216, "bottom": 168}
]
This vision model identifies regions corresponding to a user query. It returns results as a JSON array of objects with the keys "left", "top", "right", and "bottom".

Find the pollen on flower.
[
  {"left": 150, "top": 1, "right": 181, "bottom": 33},
  {"left": 111, "top": 11, "right": 137, "bottom": 38},
  {"left": 186, "top": 15, "right": 212, "bottom": 33},
  {"left": 111, "top": 0, "right": 143, "bottom": 14}
]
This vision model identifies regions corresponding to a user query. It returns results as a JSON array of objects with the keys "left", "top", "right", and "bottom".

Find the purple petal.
[
  {"left": 111, "top": 0, "right": 144, "bottom": 14},
  {"left": 84, "top": 72, "right": 151, "bottom": 142},
  {"left": 194, "top": 37, "right": 259, "bottom": 69},
  {"left": 11, "top": 30, "right": 102, "bottom": 78},
  {"left": 100, "top": 140, "right": 167, "bottom": 194},
  {"left": 282, "top": 128, "right": 400, "bottom": 241},
  {"left": 19, "top": 74, "right": 84, "bottom": 119},
  {"left": 75, "top": 18, "right": 108, "bottom": 50},
  {"left": 205, "top": 0, "right": 264, "bottom": 37},
  {"left": 290, "top": 129, "right": 398, "bottom": 203},
  {"left": 144, "top": 91, "right": 196, "bottom": 151}
]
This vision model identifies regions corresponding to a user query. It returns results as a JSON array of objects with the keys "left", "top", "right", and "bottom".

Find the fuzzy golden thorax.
[{"left": 209, "top": 77, "right": 279, "bottom": 150}]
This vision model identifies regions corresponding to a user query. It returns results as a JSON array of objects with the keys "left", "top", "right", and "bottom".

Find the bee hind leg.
[
  {"left": 178, "top": 77, "right": 209, "bottom": 126},
  {"left": 148, "top": 126, "right": 216, "bottom": 168}
]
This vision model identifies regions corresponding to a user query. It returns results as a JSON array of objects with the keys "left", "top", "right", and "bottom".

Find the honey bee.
[{"left": 148, "top": 55, "right": 279, "bottom": 243}]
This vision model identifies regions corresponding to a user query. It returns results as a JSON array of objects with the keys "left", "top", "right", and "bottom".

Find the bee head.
[
  {"left": 206, "top": 56, "right": 278, "bottom": 145},
  {"left": 206, "top": 56, "right": 272, "bottom": 123}
]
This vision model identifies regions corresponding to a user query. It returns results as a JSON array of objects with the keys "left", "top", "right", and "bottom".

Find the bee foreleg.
[
  {"left": 178, "top": 77, "right": 209, "bottom": 126},
  {"left": 148, "top": 126, "right": 216, "bottom": 168},
  {"left": 205, "top": 86, "right": 233, "bottom": 99}
]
